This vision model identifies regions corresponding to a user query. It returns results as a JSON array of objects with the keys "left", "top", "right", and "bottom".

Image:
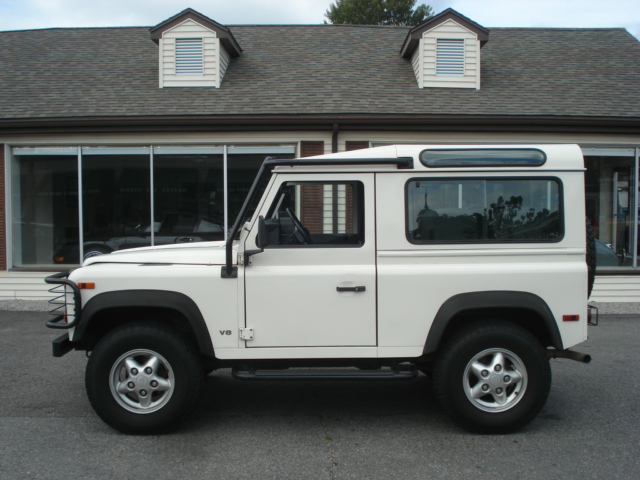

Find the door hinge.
[{"left": 239, "top": 327, "right": 254, "bottom": 341}]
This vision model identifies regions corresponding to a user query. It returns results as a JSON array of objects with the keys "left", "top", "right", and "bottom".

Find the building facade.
[{"left": 0, "top": 8, "right": 639, "bottom": 310}]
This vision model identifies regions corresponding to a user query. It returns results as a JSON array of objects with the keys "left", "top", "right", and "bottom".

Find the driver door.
[{"left": 243, "top": 173, "right": 377, "bottom": 348}]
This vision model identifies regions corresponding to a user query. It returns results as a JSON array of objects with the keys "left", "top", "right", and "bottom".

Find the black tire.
[
  {"left": 433, "top": 320, "right": 551, "bottom": 434},
  {"left": 586, "top": 218, "right": 596, "bottom": 298},
  {"left": 85, "top": 322, "right": 203, "bottom": 434}
]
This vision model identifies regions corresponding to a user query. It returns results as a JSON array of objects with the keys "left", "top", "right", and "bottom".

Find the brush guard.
[{"left": 45, "top": 271, "right": 82, "bottom": 329}]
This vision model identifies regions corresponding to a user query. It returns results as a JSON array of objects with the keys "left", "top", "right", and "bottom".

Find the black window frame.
[{"left": 262, "top": 180, "right": 366, "bottom": 249}]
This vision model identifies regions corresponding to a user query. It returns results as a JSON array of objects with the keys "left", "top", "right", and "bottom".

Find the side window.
[
  {"left": 263, "top": 181, "right": 364, "bottom": 247},
  {"left": 407, "top": 178, "right": 562, "bottom": 243}
]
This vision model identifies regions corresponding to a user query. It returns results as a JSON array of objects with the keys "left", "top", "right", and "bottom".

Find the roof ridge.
[
  {"left": 0, "top": 26, "right": 150, "bottom": 33},
  {"left": 1, "top": 25, "right": 632, "bottom": 35},
  {"left": 488, "top": 26, "right": 628, "bottom": 31}
]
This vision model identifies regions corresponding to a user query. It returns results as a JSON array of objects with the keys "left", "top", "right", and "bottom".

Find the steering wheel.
[{"left": 285, "top": 208, "right": 312, "bottom": 244}]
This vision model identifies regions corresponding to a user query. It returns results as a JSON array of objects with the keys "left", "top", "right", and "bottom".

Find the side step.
[{"left": 231, "top": 366, "right": 418, "bottom": 380}]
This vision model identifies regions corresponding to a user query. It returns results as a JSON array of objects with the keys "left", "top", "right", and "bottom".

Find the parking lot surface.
[{"left": 1, "top": 311, "right": 638, "bottom": 479}]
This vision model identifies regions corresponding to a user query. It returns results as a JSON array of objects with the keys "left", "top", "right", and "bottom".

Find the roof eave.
[{"left": 2, "top": 114, "right": 638, "bottom": 136}]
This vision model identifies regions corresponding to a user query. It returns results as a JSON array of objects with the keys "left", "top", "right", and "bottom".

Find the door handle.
[{"left": 336, "top": 286, "right": 366, "bottom": 292}]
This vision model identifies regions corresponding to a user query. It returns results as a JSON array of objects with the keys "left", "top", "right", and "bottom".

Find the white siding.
[
  {"left": 411, "top": 40, "right": 423, "bottom": 88},
  {"left": 160, "top": 19, "right": 219, "bottom": 88},
  {"left": 590, "top": 276, "right": 640, "bottom": 303},
  {"left": 322, "top": 185, "right": 347, "bottom": 234},
  {"left": 420, "top": 19, "right": 480, "bottom": 90},
  {"left": 219, "top": 45, "right": 230, "bottom": 85},
  {"left": 0, "top": 271, "right": 52, "bottom": 301}
]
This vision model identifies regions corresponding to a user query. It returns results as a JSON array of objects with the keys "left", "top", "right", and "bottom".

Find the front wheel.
[
  {"left": 85, "top": 322, "right": 203, "bottom": 434},
  {"left": 433, "top": 321, "right": 551, "bottom": 433}
]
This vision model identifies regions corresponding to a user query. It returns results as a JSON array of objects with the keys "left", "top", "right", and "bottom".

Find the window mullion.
[
  {"left": 150, "top": 146, "right": 155, "bottom": 246},
  {"left": 77, "top": 146, "right": 84, "bottom": 262}
]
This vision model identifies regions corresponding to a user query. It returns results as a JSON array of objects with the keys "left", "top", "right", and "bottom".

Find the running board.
[{"left": 232, "top": 366, "right": 418, "bottom": 380}]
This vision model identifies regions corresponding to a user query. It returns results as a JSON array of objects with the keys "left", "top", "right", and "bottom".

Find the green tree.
[{"left": 325, "top": 0, "right": 434, "bottom": 26}]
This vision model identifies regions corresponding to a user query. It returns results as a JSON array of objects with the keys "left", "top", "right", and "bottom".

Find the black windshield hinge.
[{"left": 221, "top": 266, "right": 238, "bottom": 278}]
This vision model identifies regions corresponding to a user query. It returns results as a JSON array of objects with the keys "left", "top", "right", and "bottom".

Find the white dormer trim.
[
  {"left": 159, "top": 18, "right": 230, "bottom": 88},
  {"left": 401, "top": 8, "right": 488, "bottom": 90},
  {"left": 419, "top": 19, "right": 481, "bottom": 89}
]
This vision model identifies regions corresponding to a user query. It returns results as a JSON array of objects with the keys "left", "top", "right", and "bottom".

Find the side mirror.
[
  {"left": 256, "top": 215, "right": 269, "bottom": 249},
  {"left": 245, "top": 216, "right": 267, "bottom": 260}
]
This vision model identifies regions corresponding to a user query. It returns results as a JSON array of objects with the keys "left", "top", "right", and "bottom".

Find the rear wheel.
[
  {"left": 433, "top": 321, "right": 551, "bottom": 433},
  {"left": 85, "top": 322, "right": 203, "bottom": 434}
]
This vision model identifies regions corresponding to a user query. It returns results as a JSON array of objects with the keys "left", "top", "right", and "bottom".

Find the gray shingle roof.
[{"left": 0, "top": 24, "right": 639, "bottom": 123}]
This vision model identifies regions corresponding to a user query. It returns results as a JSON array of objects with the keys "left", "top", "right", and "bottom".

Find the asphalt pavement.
[{"left": 0, "top": 311, "right": 638, "bottom": 480}]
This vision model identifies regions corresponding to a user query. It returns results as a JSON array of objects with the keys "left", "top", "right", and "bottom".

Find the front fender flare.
[
  {"left": 423, "top": 291, "right": 563, "bottom": 355},
  {"left": 73, "top": 290, "right": 214, "bottom": 356}
]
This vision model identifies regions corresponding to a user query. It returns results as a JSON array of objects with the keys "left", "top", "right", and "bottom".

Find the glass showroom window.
[
  {"left": 81, "top": 147, "right": 152, "bottom": 259},
  {"left": 11, "top": 147, "right": 80, "bottom": 267},
  {"left": 583, "top": 148, "right": 638, "bottom": 269},
  {"left": 10, "top": 144, "right": 296, "bottom": 268},
  {"left": 226, "top": 146, "right": 296, "bottom": 224},
  {"left": 153, "top": 147, "right": 224, "bottom": 245}
]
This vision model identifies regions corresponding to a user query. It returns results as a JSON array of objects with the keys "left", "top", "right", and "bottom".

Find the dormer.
[
  {"left": 150, "top": 8, "right": 241, "bottom": 88},
  {"left": 401, "top": 8, "right": 489, "bottom": 90}
]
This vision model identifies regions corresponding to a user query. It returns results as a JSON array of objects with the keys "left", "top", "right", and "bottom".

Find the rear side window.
[
  {"left": 406, "top": 178, "right": 562, "bottom": 243},
  {"left": 421, "top": 149, "right": 546, "bottom": 167}
]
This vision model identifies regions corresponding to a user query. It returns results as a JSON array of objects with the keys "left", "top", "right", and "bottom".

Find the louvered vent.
[
  {"left": 175, "top": 38, "right": 203, "bottom": 76},
  {"left": 436, "top": 39, "right": 464, "bottom": 76}
]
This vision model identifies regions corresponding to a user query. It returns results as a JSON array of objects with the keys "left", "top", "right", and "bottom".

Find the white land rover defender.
[{"left": 46, "top": 144, "right": 596, "bottom": 434}]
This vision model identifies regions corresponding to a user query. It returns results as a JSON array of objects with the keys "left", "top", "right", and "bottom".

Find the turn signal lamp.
[{"left": 78, "top": 283, "right": 95, "bottom": 290}]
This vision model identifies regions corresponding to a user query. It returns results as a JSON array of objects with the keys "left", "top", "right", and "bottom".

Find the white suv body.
[{"left": 47, "top": 144, "right": 592, "bottom": 434}]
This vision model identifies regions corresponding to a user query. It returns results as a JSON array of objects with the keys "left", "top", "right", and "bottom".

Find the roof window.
[
  {"left": 420, "top": 149, "right": 547, "bottom": 167},
  {"left": 436, "top": 39, "right": 464, "bottom": 76},
  {"left": 175, "top": 38, "right": 204, "bottom": 76}
]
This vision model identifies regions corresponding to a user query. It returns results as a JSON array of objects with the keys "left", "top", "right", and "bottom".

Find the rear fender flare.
[{"left": 423, "top": 291, "right": 563, "bottom": 355}]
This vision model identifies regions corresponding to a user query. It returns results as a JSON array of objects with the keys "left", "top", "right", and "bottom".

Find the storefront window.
[
  {"left": 81, "top": 148, "right": 151, "bottom": 260},
  {"left": 227, "top": 147, "right": 296, "bottom": 224},
  {"left": 584, "top": 149, "right": 637, "bottom": 268},
  {"left": 153, "top": 147, "right": 225, "bottom": 244},
  {"left": 11, "top": 148, "right": 80, "bottom": 267},
  {"left": 10, "top": 144, "right": 296, "bottom": 268}
]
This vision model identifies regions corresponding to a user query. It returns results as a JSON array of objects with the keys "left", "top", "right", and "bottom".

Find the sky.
[{"left": 0, "top": 0, "right": 638, "bottom": 40}]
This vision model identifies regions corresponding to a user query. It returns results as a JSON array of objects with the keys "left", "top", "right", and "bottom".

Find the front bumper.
[
  {"left": 45, "top": 271, "right": 82, "bottom": 329},
  {"left": 46, "top": 271, "right": 82, "bottom": 357},
  {"left": 52, "top": 333, "right": 74, "bottom": 357}
]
